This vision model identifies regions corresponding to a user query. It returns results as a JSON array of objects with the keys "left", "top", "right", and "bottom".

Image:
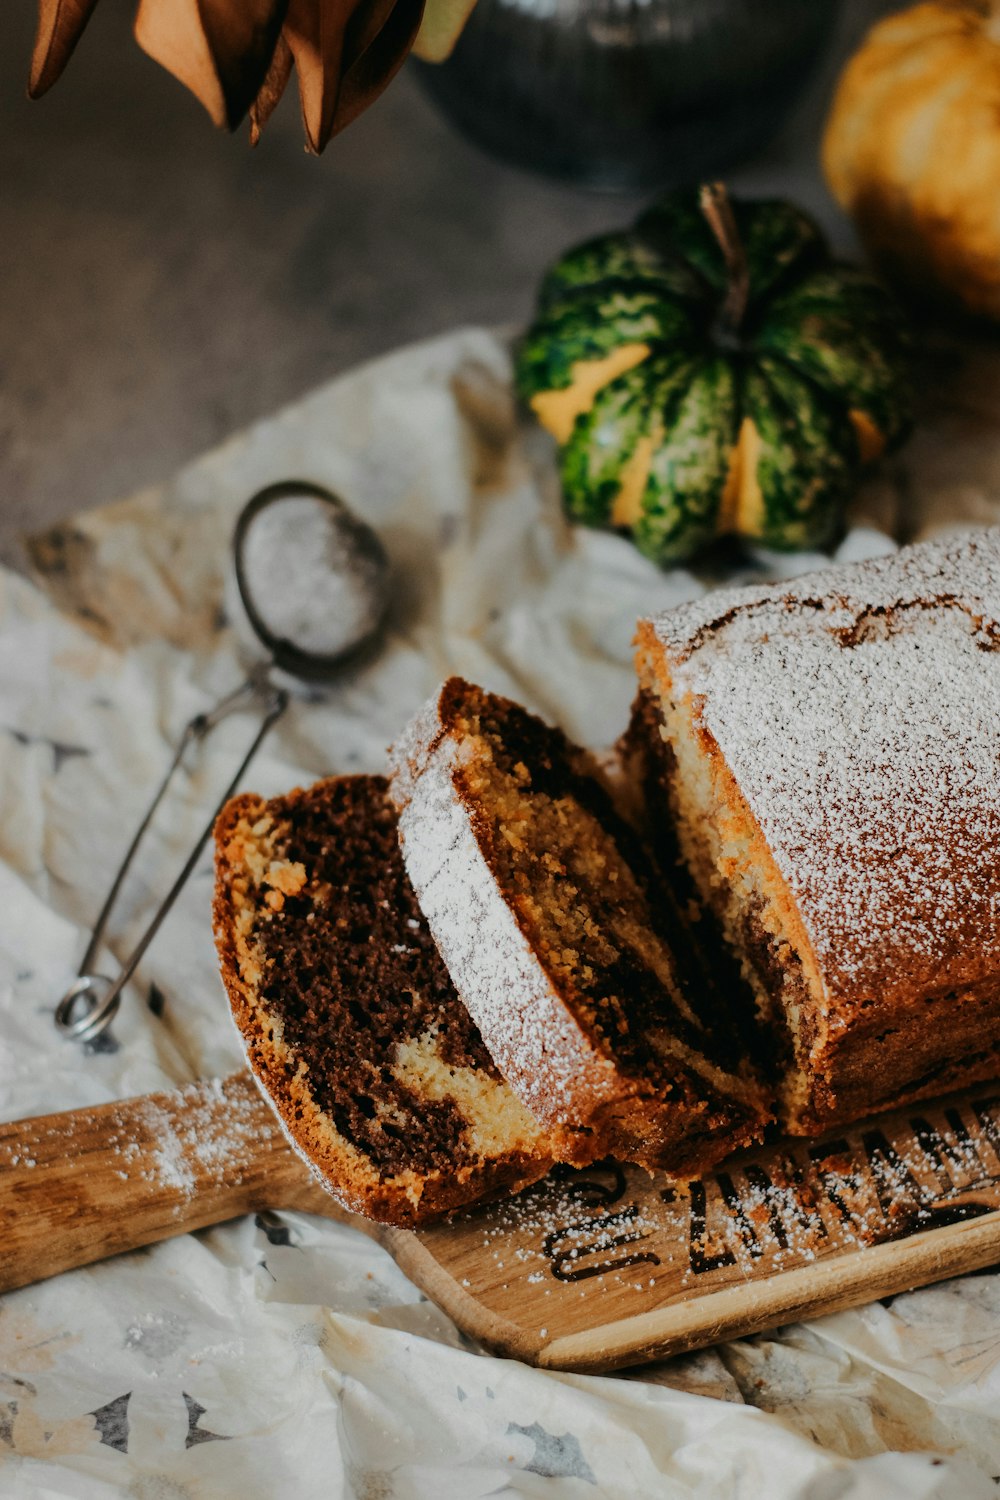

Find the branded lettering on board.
[{"left": 540, "top": 1095, "right": 1000, "bottom": 1284}]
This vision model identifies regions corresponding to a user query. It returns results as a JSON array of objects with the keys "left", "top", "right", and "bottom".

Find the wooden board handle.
[{"left": 0, "top": 1071, "right": 332, "bottom": 1294}]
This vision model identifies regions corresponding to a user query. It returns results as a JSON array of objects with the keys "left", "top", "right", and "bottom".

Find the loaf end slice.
[{"left": 213, "top": 774, "right": 554, "bottom": 1227}]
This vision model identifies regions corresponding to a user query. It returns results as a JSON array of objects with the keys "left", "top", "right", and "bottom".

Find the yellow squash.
[{"left": 823, "top": 0, "right": 1000, "bottom": 319}]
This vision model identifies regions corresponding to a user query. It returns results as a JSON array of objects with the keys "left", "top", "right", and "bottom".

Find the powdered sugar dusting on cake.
[
  {"left": 644, "top": 528, "right": 1000, "bottom": 1001},
  {"left": 388, "top": 690, "right": 608, "bottom": 1126}
]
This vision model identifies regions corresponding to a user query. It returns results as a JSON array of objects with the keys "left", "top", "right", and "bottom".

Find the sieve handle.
[{"left": 55, "top": 681, "right": 288, "bottom": 1043}]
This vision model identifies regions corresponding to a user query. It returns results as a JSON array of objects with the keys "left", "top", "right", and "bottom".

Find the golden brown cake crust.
[
  {"left": 636, "top": 528, "right": 1000, "bottom": 1132},
  {"left": 213, "top": 776, "right": 553, "bottom": 1228},
  {"left": 639, "top": 531, "right": 1000, "bottom": 1011}
]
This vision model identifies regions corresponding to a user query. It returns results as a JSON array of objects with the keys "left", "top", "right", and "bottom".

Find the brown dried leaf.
[
  {"left": 134, "top": 0, "right": 227, "bottom": 125},
  {"left": 198, "top": 0, "right": 290, "bottom": 126},
  {"left": 249, "top": 32, "right": 293, "bottom": 143},
  {"left": 334, "top": 0, "right": 423, "bottom": 136},
  {"left": 340, "top": 0, "right": 397, "bottom": 69},
  {"left": 135, "top": 0, "right": 289, "bottom": 131},
  {"left": 283, "top": 0, "right": 368, "bottom": 154},
  {"left": 29, "top": 0, "right": 101, "bottom": 98}
]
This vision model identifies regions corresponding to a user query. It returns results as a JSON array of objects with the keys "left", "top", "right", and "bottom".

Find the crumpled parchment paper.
[{"left": 2, "top": 326, "right": 1000, "bottom": 1499}]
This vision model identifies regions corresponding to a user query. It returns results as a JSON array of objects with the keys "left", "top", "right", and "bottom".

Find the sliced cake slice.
[
  {"left": 213, "top": 774, "right": 553, "bottom": 1227},
  {"left": 388, "top": 677, "right": 772, "bottom": 1175},
  {"left": 632, "top": 527, "right": 1000, "bottom": 1136}
]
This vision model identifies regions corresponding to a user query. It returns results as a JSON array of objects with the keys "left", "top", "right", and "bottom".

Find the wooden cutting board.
[{"left": 3, "top": 1073, "right": 1000, "bottom": 1374}]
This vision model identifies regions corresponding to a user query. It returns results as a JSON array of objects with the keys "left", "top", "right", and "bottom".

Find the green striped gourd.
[{"left": 515, "top": 184, "right": 914, "bottom": 565}]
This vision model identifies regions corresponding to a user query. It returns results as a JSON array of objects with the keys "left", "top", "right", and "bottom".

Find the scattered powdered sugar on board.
[
  {"left": 644, "top": 527, "right": 1000, "bottom": 1000},
  {"left": 112, "top": 1078, "right": 271, "bottom": 1203}
]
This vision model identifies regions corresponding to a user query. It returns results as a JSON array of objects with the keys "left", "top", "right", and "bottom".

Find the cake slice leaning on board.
[
  {"left": 213, "top": 774, "right": 553, "bottom": 1227},
  {"left": 630, "top": 527, "right": 1000, "bottom": 1136},
  {"left": 388, "top": 677, "right": 773, "bottom": 1175}
]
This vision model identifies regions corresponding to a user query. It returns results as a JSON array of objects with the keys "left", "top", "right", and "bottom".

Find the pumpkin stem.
[{"left": 700, "top": 182, "right": 750, "bottom": 333}]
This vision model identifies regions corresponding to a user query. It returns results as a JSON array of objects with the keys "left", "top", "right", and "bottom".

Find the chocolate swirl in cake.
[{"left": 213, "top": 775, "right": 552, "bottom": 1226}]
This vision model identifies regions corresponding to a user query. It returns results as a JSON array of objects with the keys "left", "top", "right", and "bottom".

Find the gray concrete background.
[{"left": 0, "top": 0, "right": 890, "bottom": 546}]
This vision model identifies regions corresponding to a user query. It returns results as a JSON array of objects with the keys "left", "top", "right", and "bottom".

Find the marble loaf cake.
[
  {"left": 213, "top": 775, "right": 553, "bottom": 1226},
  {"left": 632, "top": 528, "right": 1000, "bottom": 1135},
  {"left": 388, "top": 677, "right": 772, "bottom": 1175}
]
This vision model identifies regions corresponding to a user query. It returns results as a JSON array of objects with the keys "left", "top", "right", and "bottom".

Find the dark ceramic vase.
[{"left": 414, "top": 0, "right": 842, "bottom": 192}]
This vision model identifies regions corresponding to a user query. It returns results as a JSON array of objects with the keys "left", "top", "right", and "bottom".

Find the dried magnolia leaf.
[
  {"left": 249, "top": 32, "right": 294, "bottom": 143},
  {"left": 253, "top": 0, "right": 416, "bottom": 149},
  {"left": 135, "top": 0, "right": 228, "bottom": 126},
  {"left": 283, "top": 0, "right": 355, "bottom": 154},
  {"left": 135, "top": 0, "right": 288, "bottom": 130},
  {"left": 199, "top": 0, "right": 289, "bottom": 126},
  {"left": 411, "top": 0, "right": 475, "bottom": 64},
  {"left": 340, "top": 0, "right": 397, "bottom": 70},
  {"left": 283, "top": 0, "right": 425, "bottom": 153},
  {"left": 335, "top": 0, "right": 423, "bottom": 135},
  {"left": 29, "top": 0, "right": 101, "bottom": 98}
]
